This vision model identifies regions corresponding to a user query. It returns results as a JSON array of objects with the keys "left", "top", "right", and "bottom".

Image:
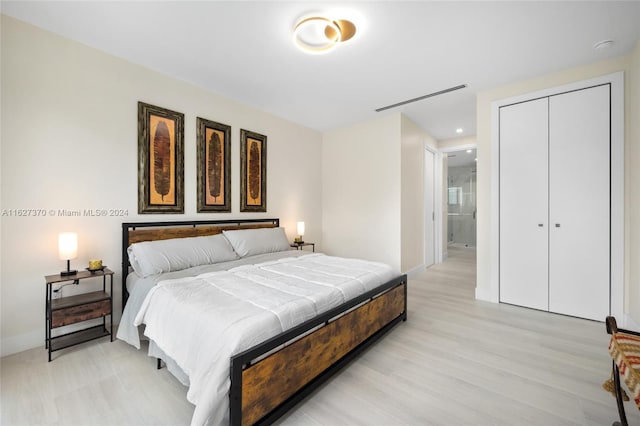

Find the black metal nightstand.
[
  {"left": 45, "top": 268, "right": 114, "bottom": 361},
  {"left": 290, "top": 242, "right": 315, "bottom": 252}
]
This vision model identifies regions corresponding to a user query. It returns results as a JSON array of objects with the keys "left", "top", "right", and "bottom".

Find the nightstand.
[
  {"left": 45, "top": 268, "right": 114, "bottom": 361},
  {"left": 290, "top": 242, "right": 315, "bottom": 252}
]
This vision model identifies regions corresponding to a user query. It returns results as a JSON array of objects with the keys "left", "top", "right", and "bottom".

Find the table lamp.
[
  {"left": 295, "top": 221, "right": 305, "bottom": 244},
  {"left": 59, "top": 232, "right": 78, "bottom": 276}
]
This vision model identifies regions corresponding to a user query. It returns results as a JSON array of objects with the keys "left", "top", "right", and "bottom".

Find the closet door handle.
[
  {"left": 538, "top": 224, "right": 544, "bottom": 227},
  {"left": 555, "top": 224, "right": 561, "bottom": 228}
]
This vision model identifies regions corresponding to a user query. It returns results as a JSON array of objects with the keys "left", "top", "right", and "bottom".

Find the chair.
[{"left": 604, "top": 316, "right": 640, "bottom": 426}]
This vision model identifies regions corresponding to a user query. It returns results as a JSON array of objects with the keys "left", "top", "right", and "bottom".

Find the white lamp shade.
[
  {"left": 297, "top": 221, "right": 305, "bottom": 236},
  {"left": 58, "top": 232, "right": 78, "bottom": 260}
]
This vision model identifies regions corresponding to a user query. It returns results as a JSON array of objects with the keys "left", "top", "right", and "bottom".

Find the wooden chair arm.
[{"left": 606, "top": 315, "right": 640, "bottom": 336}]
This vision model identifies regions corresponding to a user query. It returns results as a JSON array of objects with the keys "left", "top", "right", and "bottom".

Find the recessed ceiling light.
[
  {"left": 466, "top": 149, "right": 472, "bottom": 153},
  {"left": 475, "top": 158, "right": 478, "bottom": 162},
  {"left": 593, "top": 39, "right": 614, "bottom": 51},
  {"left": 293, "top": 16, "right": 356, "bottom": 54},
  {"left": 456, "top": 128, "right": 463, "bottom": 133}
]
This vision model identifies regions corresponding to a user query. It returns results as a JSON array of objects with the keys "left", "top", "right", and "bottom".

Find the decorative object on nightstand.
[
  {"left": 58, "top": 232, "right": 78, "bottom": 276},
  {"left": 294, "top": 221, "right": 305, "bottom": 243},
  {"left": 45, "top": 267, "right": 114, "bottom": 361},
  {"left": 87, "top": 259, "right": 104, "bottom": 272}
]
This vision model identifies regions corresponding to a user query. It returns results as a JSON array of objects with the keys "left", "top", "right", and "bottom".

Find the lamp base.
[{"left": 60, "top": 269, "right": 77, "bottom": 276}]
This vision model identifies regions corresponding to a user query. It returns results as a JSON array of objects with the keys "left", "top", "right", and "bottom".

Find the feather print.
[
  {"left": 207, "top": 132, "right": 222, "bottom": 202},
  {"left": 249, "top": 140, "right": 260, "bottom": 202},
  {"left": 153, "top": 121, "right": 171, "bottom": 201}
]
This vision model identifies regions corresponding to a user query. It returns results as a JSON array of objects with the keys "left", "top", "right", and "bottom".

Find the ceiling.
[{"left": 2, "top": 1, "right": 640, "bottom": 141}]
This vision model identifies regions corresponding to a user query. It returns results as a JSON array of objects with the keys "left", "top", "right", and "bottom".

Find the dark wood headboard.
[{"left": 121, "top": 218, "right": 280, "bottom": 309}]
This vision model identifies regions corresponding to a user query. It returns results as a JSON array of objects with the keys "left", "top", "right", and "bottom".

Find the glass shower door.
[{"left": 447, "top": 166, "right": 476, "bottom": 247}]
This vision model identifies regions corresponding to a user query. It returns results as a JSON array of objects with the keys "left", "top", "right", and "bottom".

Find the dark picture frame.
[
  {"left": 197, "top": 117, "right": 231, "bottom": 212},
  {"left": 137, "top": 102, "right": 184, "bottom": 214},
  {"left": 240, "top": 129, "right": 267, "bottom": 212}
]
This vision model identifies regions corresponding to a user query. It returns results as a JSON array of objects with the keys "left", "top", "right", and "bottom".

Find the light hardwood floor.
[{"left": 2, "top": 245, "right": 636, "bottom": 425}]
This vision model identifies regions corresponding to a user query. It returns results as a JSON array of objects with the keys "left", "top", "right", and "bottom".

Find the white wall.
[
  {"left": 476, "top": 52, "right": 640, "bottom": 326},
  {"left": 628, "top": 41, "right": 640, "bottom": 328},
  {"left": 0, "top": 15, "right": 323, "bottom": 356},
  {"left": 322, "top": 114, "right": 402, "bottom": 271}
]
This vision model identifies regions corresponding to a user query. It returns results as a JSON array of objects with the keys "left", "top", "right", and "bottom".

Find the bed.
[{"left": 118, "top": 218, "right": 407, "bottom": 426}]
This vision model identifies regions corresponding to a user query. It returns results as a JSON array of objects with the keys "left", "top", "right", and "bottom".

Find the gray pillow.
[
  {"left": 127, "top": 234, "right": 239, "bottom": 278},
  {"left": 222, "top": 227, "right": 291, "bottom": 257}
]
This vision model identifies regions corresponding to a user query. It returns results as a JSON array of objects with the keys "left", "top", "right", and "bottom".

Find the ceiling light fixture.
[
  {"left": 457, "top": 128, "right": 464, "bottom": 134},
  {"left": 593, "top": 39, "right": 614, "bottom": 51},
  {"left": 293, "top": 15, "right": 356, "bottom": 54}
]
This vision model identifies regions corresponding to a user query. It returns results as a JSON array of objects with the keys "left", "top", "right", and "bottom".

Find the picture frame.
[
  {"left": 197, "top": 117, "right": 231, "bottom": 212},
  {"left": 137, "top": 102, "right": 184, "bottom": 214},
  {"left": 240, "top": 129, "right": 267, "bottom": 212}
]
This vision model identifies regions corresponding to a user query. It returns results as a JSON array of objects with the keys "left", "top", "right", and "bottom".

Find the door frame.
[
  {"left": 488, "top": 71, "right": 624, "bottom": 321},
  {"left": 424, "top": 146, "right": 437, "bottom": 268}
]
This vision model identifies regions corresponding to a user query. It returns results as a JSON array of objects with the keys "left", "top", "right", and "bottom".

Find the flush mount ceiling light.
[
  {"left": 293, "top": 16, "right": 356, "bottom": 54},
  {"left": 593, "top": 39, "right": 614, "bottom": 51}
]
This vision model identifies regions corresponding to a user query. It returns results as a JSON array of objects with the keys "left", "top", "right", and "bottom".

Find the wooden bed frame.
[{"left": 121, "top": 219, "right": 408, "bottom": 426}]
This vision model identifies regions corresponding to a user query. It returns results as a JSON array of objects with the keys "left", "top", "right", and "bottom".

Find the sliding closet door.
[
  {"left": 548, "top": 85, "right": 610, "bottom": 321},
  {"left": 499, "top": 98, "right": 549, "bottom": 310}
]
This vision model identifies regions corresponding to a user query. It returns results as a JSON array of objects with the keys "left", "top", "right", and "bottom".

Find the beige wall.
[
  {"left": 322, "top": 113, "right": 437, "bottom": 274},
  {"left": 0, "top": 15, "right": 323, "bottom": 355},
  {"left": 476, "top": 52, "right": 639, "bottom": 326},
  {"left": 400, "top": 115, "right": 437, "bottom": 272},
  {"left": 322, "top": 114, "right": 402, "bottom": 271}
]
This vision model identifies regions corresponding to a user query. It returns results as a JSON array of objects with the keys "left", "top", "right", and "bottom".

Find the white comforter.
[{"left": 133, "top": 253, "right": 396, "bottom": 425}]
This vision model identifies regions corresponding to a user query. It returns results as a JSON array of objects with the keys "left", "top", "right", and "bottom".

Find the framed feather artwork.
[
  {"left": 137, "top": 102, "right": 184, "bottom": 214},
  {"left": 240, "top": 129, "right": 267, "bottom": 212},
  {"left": 196, "top": 117, "right": 231, "bottom": 212}
]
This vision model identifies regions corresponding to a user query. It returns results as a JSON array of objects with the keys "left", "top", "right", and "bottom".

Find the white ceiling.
[{"left": 3, "top": 1, "right": 640, "bottom": 141}]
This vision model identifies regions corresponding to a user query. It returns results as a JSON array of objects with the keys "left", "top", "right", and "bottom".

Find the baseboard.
[
  {"left": 623, "top": 313, "right": 640, "bottom": 331},
  {"left": 1, "top": 329, "right": 43, "bottom": 357},
  {"left": 405, "top": 263, "right": 426, "bottom": 278}
]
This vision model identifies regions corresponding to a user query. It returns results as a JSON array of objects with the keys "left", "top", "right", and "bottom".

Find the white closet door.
[
  {"left": 499, "top": 98, "right": 549, "bottom": 310},
  {"left": 548, "top": 85, "right": 610, "bottom": 321}
]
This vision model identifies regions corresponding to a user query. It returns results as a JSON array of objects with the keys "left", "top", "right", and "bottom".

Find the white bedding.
[
  {"left": 132, "top": 253, "right": 396, "bottom": 425},
  {"left": 117, "top": 250, "right": 307, "bottom": 348}
]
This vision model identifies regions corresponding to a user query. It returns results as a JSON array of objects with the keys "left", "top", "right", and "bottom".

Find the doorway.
[{"left": 446, "top": 149, "right": 477, "bottom": 248}]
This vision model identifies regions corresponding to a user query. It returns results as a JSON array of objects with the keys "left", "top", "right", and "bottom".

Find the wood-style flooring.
[{"left": 2, "top": 245, "right": 636, "bottom": 425}]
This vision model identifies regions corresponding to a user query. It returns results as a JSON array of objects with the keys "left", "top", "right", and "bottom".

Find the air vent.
[{"left": 375, "top": 84, "right": 467, "bottom": 112}]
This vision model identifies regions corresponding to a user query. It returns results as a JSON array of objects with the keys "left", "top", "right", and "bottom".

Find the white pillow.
[
  {"left": 222, "top": 227, "right": 291, "bottom": 257},
  {"left": 127, "top": 233, "right": 239, "bottom": 278}
]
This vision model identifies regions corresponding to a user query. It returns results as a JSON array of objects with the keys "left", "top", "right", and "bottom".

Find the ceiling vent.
[{"left": 375, "top": 84, "right": 467, "bottom": 112}]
